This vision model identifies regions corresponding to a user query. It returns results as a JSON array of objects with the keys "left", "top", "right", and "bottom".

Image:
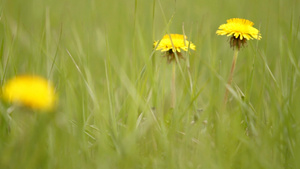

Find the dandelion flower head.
[
  {"left": 216, "top": 18, "right": 262, "bottom": 49},
  {"left": 154, "top": 34, "right": 196, "bottom": 53},
  {"left": 2, "top": 75, "right": 57, "bottom": 111},
  {"left": 154, "top": 34, "right": 195, "bottom": 62}
]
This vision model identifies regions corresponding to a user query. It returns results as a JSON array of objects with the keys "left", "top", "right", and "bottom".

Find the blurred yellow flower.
[
  {"left": 216, "top": 18, "right": 261, "bottom": 49},
  {"left": 2, "top": 75, "right": 56, "bottom": 111},
  {"left": 154, "top": 34, "right": 195, "bottom": 62}
]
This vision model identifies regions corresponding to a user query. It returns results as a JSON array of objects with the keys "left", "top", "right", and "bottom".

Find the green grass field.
[{"left": 0, "top": 0, "right": 300, "bottom": 168}]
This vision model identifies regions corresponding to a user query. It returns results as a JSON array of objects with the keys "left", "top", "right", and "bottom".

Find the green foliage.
[{"left": 0, "top": 0, "right": 299, "bottom": 168}]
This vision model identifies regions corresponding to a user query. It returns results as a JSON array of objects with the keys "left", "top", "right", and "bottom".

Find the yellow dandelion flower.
[
  {"left": 154, "top": 34, "right": 196, "bottom": 62},
  {"left": 2, "top": 75, "right": 57, "bottom": 111},
  {"left": 216, "top": 18, "right": 262, "bottom": 49}
]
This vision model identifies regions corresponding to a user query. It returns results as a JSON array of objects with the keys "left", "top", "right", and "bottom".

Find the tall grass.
[{"left": 0, "top": 0, "right": 299, "bottom": 168}]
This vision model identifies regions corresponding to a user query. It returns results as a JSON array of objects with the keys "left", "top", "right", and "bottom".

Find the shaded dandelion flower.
[
  {"left": 216, "top": 18, "right": 262, "bottom": 50},
  {"left": 154, "top": 34, "right": 196, "bottom": 62},
  {"left": 2, "top": 75, "right": 57, "bottom": 111}
]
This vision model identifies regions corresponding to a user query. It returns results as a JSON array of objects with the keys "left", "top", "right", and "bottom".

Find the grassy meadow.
[{"left": 0, "top": 0, "right": 300, "bottom": 168}]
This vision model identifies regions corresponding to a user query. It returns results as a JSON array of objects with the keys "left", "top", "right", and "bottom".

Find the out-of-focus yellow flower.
[
  {"left": 2, "top": 75, "right": 57, "bottom": 111},
  {"left": 216, "top": 18, "right": 261, "bottom": 49},
  {"left": 154, "top": 34, "right": 195, "bottom": 62},
  {"left": 154, "top": 34, "right": 196, "bottom": 52}
]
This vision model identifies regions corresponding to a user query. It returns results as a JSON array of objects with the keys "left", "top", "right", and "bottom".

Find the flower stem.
[
  {"left": 224, "top": 48, "right": 239, "bottom": 104},
  {"left": 171, "top": 61, "right": 176, "bottom": 108}
]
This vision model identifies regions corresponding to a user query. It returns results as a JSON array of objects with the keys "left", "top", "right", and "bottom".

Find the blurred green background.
[{"left": 0, "top": 0, "right": 299, "bottom": 168}]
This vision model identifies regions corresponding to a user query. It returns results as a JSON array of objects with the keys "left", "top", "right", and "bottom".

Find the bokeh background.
[{"left": 0, "top": 0, "right": 299, "bottom": 168}]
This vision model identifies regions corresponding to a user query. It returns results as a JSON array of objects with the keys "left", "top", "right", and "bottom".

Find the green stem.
[
  {"left": 171, "top": 61, "right": 176, "bottom": 108},
  {"left": 224, "top": 48, "right": 239, "bottom": 104}
]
